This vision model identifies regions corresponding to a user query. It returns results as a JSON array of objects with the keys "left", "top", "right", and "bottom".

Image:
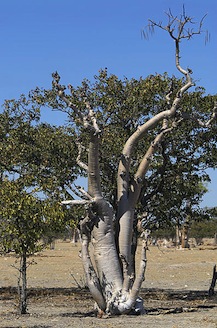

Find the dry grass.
[{"left": 0, "top": 240, "right": 216, "bottom": 328}]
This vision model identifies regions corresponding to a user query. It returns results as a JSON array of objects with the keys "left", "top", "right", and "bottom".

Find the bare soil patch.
[{"left": 0, "top": 241, "right": 216, "bottom": 328}]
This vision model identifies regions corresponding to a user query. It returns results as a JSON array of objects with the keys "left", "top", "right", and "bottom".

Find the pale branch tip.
[
  {"left": 74, "top": 184, "right": 93, "bottom": 200},
  {"left": 85, "top": 101, "right": 101, "bottom": 135},
  {"left": 52, "top": 71, "right": 60, "bottom": 83},
  {"left": 61, "top": 199, "right": 92, "bottom": 206},
  {"left": 143, "top": 8, "right": 208, "bottom": 44},
  {"left": 161, "top": 118, "right": 169, "bottom": 130},
  {"left": 51, "top": 72, "right": 100, "bottom": 131},
  {"left": 75, "top": 139, "right": 89, "bottom": 171},
  {"left": 180, "top": 102, "right": 217, "bottom": 127}
]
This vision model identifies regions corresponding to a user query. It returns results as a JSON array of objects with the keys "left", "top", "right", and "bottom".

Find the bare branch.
[
  {"left": 185, "top": 101, "right": 217, "bottom": 127},
  {"left": 142, "top": 7, "right": 209, "bottom": 74},
  {"left": 146, "top": 7, "right": 207, "bottom": 41},
  {"left": 61, "top": 199, "right": 92, "bottom": 206},
  {"left": 74, "top": 184, "right": 93, "bottom": 200},
  {"left": 84, "top": 99, "right": 101, "bottom": 135},
  {"left": 117, "top": 72, "right": 192, "bottom": 202},
  {"left": 52, "top": 72, "right": 101, "bottom": 135},
  {"left": 205, "top": 102, "right": 217, "bottom": 126},
  {"left": 129, "top": 239, "right": 148, "bottom": 305},
  {"left": 64, "top": 183, "right": 87, "bottom": 200},
  {"left": 119, "top": 254, "right": 131, "bottom": 293},
  {"left": 119, "top": 9, "right": 201, "bottom": 201},
  {"left": 75, "top": 138, "right": 88, "bottom": 171},
  {"left": 52, "top": 72, "right": 84, "bottom": 123}
]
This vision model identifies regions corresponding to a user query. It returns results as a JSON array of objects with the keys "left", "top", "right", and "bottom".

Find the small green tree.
[
  {"left": 0, "top": 97, "right": 78, "bottom": 314},
  {"left": 0, "top": 179, "right": 66, "bottom": 313}
]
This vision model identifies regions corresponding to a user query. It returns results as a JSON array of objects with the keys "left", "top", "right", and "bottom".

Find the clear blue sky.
[{"left": 0, "top": 0, "right": 216, "bottom": 207}]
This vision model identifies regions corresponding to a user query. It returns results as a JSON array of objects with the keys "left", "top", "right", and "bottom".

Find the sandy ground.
[{"left": 0, "top": 240, "right": 216, "bottom": 328}]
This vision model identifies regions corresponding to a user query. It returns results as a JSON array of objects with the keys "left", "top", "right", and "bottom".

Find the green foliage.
[
  {"left": 0, "top": 179, "right": 66, "bottom": 255},
  {"left": 33, "top": 70, "right": 217, "bottom": 224},
  {"left": 189, "top": 208, "right": 217, "bottom": 240},
  {"left": 189, "top": 219, "right": 217, "bottom": 240},
  {"left": 0, "top": 97, "right": 80, "bottom": 256},
  {"left": 0, "top": 96, "right": 79, "bottom": 314},
  {"left": 150, "top": 226, "right": 176, "bottom": 241},
  {"left": 1, "top": 70, "right": 216, "bottom": 244},
  {"left": 0, "top": 98, "right": 79, "bottom": 197}
]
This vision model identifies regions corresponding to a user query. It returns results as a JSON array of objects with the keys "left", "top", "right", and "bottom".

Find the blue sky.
[{"left": 0, "top": 0, "right": 216, "bottom": 207}]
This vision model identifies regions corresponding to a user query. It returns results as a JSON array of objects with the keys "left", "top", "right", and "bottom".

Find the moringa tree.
[{"left": 36, "top": 10, "right": 216, "bottom": 315}]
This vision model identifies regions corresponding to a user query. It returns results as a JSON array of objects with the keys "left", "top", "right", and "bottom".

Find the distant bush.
[
  {"left": 150, "top": 226, "right": 176, "bottom": 241},
  {"left": 189, "top": 219, "right": 217, "bottom": 240},
  {"left": 148, "top": 218, "right": 217, "bottom": 244}
]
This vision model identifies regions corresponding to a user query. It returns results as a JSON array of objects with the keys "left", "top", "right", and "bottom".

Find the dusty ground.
[{"left": 0, "top": 240, "right": 216, "bottom": 328}]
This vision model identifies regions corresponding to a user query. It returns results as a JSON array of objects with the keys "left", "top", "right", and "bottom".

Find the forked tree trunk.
[
  {"left": 86, "top": 208, "right": 147, "bottom": 314},
  {"left": 77, "top": 85, "right": 194, "bottom": 314},
  {"left": 53, "top": 23, "right": 203, "bottom": 313},
  {"left": 78, "top": 132, "right": 148, "bottom": 315}
]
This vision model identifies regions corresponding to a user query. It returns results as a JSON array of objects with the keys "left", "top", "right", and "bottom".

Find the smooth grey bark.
[
  {"left": 56, "top": 64, "right": 194, "bottom": 314},
  {"left": 87, "top": 134, "right": 124, "bottom": 311},
  {"left": 54, "top": 12, "right": 217, "bottom": 315}
]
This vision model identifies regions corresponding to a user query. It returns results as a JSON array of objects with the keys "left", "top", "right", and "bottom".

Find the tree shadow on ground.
[
  {"left": 0, "top": 286, "right": 216, "bottom": 319},
  {"left": 1, "top": 326, "right": 51, "bottom": 328},
  {"left": 61, "top": 311, "right": 96, "bottom": 318}
]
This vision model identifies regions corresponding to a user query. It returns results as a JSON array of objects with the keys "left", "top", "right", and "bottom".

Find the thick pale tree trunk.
[
  {"left": 79, "top": 130, "right": 148, "bottom": 314},
  {"left": 91, "top": 198, "right": 123, "bottom": 299},
  {"left": 84, "top": 134, "right": 124, "bottom": 313},
  {"left": 52, "top": 29, "right": 201, "bottom": 313}
]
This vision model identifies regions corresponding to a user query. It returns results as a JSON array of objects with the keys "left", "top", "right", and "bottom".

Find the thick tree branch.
[
  {"left": 129, "top": 127, "right": 172, "bottom": 205},
  {"left": 117, "top": 88, "right": 191, "bottom": 202},
  {"left": 120, "top": 254, "right": 131, "bottom": 294},
  {"left": 118, "top": 9, "right": 198, "bottom": 203},
  {"left": 52, "top": 72, "right": 103, "bottom": 200},
  {"left": 84, "top": 99, "right": 101, "bottom": 135},
  {"left": 88, "top": 134, "right": 102, "bottom": 198},
  {"left": 139, "top": 140, "right": 168, "bottom": 206}
]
